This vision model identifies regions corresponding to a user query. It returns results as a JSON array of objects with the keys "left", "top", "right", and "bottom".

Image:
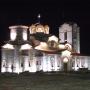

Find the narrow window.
[
  {"left": 36, "top": 61, "right": 39, "bottom": 65},
  {"left": 64, "top": 32, "right": 67, "bottom": 41},
  {"left": 29, "top": 62, "right": 30, "bottom": 67},
  {"left": 21, "top": 63, "right": 23, "bottom": 67}
]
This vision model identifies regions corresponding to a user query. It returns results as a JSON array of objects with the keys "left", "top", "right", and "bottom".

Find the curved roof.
[{"left": 9, "top": 25, "right": 28, "bottom": 29}]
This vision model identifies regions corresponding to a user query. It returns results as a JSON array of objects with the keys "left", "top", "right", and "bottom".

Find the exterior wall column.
[
  {"left": 42, "top": 53, "right": 47, "bottom": 72},
  {"left": 31, "top": 56, "right": 36, "bottom": 72},
  {"left": 24, "top": 56, "right": 29, "bottom": 71},
  {"left": 54, "top": 54, "right": 58, "bottom": 71},
  {"left": 14, "top": 46, "right": 21, "bottom": 74},
  {"left": 1, "top": 49, "right": 6, "bottom": 72}
]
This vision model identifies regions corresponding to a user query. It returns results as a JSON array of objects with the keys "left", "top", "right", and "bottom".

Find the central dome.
[{"left": 29, "top": 23, "right": 49, "bottom": 34}]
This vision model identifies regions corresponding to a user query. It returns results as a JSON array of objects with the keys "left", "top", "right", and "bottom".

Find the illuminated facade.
[{"left": 1, "top": 21, "right": 90, "bottom": 73}]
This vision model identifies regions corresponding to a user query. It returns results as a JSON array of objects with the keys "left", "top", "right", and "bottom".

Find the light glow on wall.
[
  {"left": 2, "top": 43, "right": 14, "bottom": 49},
  {"left": 35, "top": 42, "right": 48, "bottom": 51},
  {"left": 31, "top": 58, "right": 36, "bottom": 72},
  {"left": 74, "top": 59, "right": 79, "bottom": 71},
  {"left": 58, "top": 44, "right": 65, "bottom": 50},
  {"left": 10, "top": 29, "right": 17, "bottom": 41},
  {"left": 54, "top": 55, "right": 58, "bottom": 71},
  {"left": 84, "top": 59, "right": 88, "bottom": 68},
  {"left": 74, "top": 67, "right": 79, "bottom": 71},
  {"left": 23, "top": 56, "right": 30, "bottom": 71},
  {"left": 63, "top": 57, "right": 68, "bottom": 63},
  {"left": 8, "top": 67, "right": 12, "bottom": 72},
  {"left": 23, "top": 30, "right": 27, "bottom": 40},
  {"left": 62, "top": 50, "right": 71, "bottom": 57},
  {"left": 15, "top": 63, "right": 20, "bottom": 74},
  {"left": 1, "top": 67, "right": 6, "bottom": 72},
  {"left": 47, "top": 59, "right": 51, "bottom": 71},
  {"left": 20, "top": 44, "right": 32, "bottom": 50}
]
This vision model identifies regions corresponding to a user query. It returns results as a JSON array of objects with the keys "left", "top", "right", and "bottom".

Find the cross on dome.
[{"left": 37, "top": 14, "right": 41, "bottom": 23}]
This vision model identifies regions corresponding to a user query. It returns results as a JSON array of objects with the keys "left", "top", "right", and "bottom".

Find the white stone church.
[{"left": 1, "top": 18, "right": 90, "bottom": 73}]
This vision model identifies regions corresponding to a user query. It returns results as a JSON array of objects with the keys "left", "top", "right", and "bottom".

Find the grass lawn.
[{"left": 0, "top": 72, "right": 90, "bottom": 90}]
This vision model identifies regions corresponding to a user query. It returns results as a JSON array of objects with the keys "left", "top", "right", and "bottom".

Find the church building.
[{"left": 1, "top": 16, "right": 90, "bottom": 73}]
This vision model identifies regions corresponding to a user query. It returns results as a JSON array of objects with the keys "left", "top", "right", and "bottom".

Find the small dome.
[{"left": 48, "top": 35, "right": 58, "bottom": 43}]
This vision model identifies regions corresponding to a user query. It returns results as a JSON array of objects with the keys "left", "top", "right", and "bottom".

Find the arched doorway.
[{"left": 63, "top": 57, "right": 69, "bottom": 72}]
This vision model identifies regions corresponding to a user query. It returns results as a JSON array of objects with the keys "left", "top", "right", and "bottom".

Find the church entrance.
[{"left": 63, "top": 57, "right": 69, "bottom": 72}]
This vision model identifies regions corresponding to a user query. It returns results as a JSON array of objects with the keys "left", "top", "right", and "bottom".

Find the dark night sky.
[{"left": 0, "top": 0, "right": 90, "bottom": 55}]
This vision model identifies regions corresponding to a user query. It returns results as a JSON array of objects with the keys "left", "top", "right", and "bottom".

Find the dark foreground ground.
[{"left": 0, "top": 71, "right": 90, "bottom": 90}]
